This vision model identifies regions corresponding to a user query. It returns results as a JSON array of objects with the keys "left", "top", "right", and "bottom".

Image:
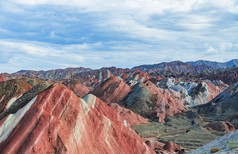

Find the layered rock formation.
[
  {"left": 109, "top": 103, "right": 149, "bottom": 126},
  {"left": 72, "top": 69, "right": 113, "bottom": 87},
  {"left": 124, "top": 81, "right": 187, "bottom": 123},
  {"left": 92, "top": 76, "right": 130, "bottom": 104},
  {"left": 1, "top": 60, "right": 237, "bottom": 153},
  {"left": 197, "top": 82, "right": 238, "bottom": 122},
  {"left": 186, "top": 81, "right": 221, "bottom": 107},
  {"left": 0, "top": 75, "right": 4, "bottom": 82},
  {"left": 187, "top": 59, "right": 238, "bottom": 69},
  {"left": 21, "top": 78, "right": 45, "bottom": 87},
  {"left": 15, "top": 67, "right": 92, "bottom": 80},
  {"left": 0, "top": 79, "right": 32, "bottom": 113},
  {"left": 64, "top": 79, "right": 90, "bottom": 97},
  {"left": 157, "top": 77, "right": 176, "bottom": 89},
  {"left": 0, "top": 83, "right": 155, "bottom": 154},
  {"left": 0, "top": 81, "right": 53, "bottom": 121},
  {"left": 124, "top": 70, "right": 152, "bottom": 86},
  {"left": 133, "top": 61, "right": 216, "bottom": 74},
  {"left": 167, "top": 80, "right": 221, "bottom": 107},
  {"left": 202, "top": 66, "right": 238, "bottom": 85},
  {"left": 204, "top": 121, "right": 235, "bottom": 133}
]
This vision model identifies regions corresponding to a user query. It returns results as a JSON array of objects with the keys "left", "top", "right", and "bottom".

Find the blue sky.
[{"left": 0, "top": 0, "right": 238, "bottom": 73}]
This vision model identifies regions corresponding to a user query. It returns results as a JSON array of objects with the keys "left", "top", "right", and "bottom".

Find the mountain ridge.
[
  {"left": 132, "top": 60, "right": 217, "bottom": 73},
  {"left": 132, "top": 59, "right": 238, "bottom": 71},
  {"left": 2, "top": 59, "right": 237, "bottom": 85},
  {"left": 186, "top": 59, "right": 238, "bottom": 69}
]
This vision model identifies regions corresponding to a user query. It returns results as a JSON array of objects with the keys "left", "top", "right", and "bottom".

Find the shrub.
[{"left": 228, "top": 140, "right": 238, "bottom": 150}]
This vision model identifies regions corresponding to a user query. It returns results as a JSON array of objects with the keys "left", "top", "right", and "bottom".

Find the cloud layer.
[{"left": 0, "top": 0, "right": 237, "bottom": 73}]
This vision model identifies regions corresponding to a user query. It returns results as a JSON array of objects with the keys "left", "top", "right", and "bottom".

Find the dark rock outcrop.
[
  {"left": 0, "top": 79, "right": 32, "bottom": 114},
  {"left": 197, "top": 82, "right": 238, "bottom": 121},
  {"left": 163, "top": 141, "right": 184, "bottom": 153},
  {"left": 0, "top": 81, "right": 53, "bottom": 120},
  {"left": 204, "top": 121, "right": 235, "bottom": 133}
]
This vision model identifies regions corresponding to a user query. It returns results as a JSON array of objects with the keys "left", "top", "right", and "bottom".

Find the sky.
[{"left": 0, "top": 0, "right": 238, "bottom": 73}]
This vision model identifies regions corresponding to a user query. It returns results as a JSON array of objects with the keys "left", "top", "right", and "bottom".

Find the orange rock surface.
[
  {"left": 205, "top": 81, "right": 222, "bottom": 103},
  {"left": 0, "top": 75, "right": 4, "bottom": 82}
]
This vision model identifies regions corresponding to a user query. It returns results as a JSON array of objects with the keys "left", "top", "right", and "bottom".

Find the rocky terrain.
[
  {"left": 2, "top": 59, "right": 236, "bottom": 86},
  {"left": 0, "top": 82, "right": 155, "bottom": 154},
  {"left": 196, "top": 82, "right": 238, "bottom": 125},
  {"left": 0, "top": 59, "right": 237, "bottom": 153},
  {"left": 132, "top": 82, "right": 238, "bottom": 152},
  {"left": 200, "top": 66, "right": 238, "bottom": 85}
]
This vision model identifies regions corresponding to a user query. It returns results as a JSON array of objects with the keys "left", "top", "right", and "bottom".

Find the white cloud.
[
  {"left": 9, "top": 0, "right": 238, "bottom": 15},
  {"left": 0, "top": 40, "right": 58, "bottom": 57},
  {"left": 206, "top": 46, "right": 217, "bottom": 53},
  {"left": 177, "top": 15, "right": 217, "bottom": 30},
  {"left": 205, "top": 42, "right": 233, "bottom": 54},
  {"left": 0, "top": 0, "right": 237, "bottom": 72},
  {"left": 219, "top": 42, "right": 233, "bottom": 52},
  {"left": 210, "top": 0, "right": 238, "bottom": 14},
  {"left": 0, "top": 39, "right": 236, "bottom": 73}
]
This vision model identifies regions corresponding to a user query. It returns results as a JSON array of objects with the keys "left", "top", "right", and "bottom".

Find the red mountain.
[
  {"left": 0, "top": 82, "right": 155, "bottom": 154},
  {"left": 91, "top": 76, "right": 131, "bottom": 104}
]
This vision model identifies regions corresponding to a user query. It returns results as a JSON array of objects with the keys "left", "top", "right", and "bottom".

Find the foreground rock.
[{"left": 0, "top": 84, "right": 154, "bottom": 154}]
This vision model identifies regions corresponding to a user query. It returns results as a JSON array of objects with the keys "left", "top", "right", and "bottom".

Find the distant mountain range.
[
  {"left": 186, "top": 59, "right": 238, "bottom": 69},
  {"left": 2, "top": 59, "right": 236, "bottom": 85},
  {"left": 15, "top": 67, "right": 92, "bottom": 80},
  {"left": 132, "top": 61, "right": 217, "bottom": 73},
  {"left": 132, "top": 59, "right": 238, "bottom": 73}
]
